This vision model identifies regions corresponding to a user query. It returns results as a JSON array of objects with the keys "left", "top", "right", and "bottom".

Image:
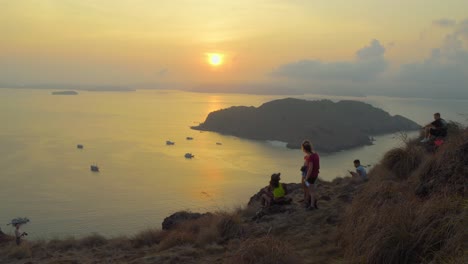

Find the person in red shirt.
[{"left": 301, "top": 140, "right": 320, "bottom": 210}]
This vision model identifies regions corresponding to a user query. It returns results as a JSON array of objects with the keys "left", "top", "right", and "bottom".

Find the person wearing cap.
[{"left": 260, "top": 173, "right": 290, "bottom": 207}]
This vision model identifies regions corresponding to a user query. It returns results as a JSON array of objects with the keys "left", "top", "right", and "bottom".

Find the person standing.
[
  {"left": 14, "top": 224, "right": 27, "bottom": 245},
  {"left": 301, "top": 140, "right": 320, "bottom": 210}
]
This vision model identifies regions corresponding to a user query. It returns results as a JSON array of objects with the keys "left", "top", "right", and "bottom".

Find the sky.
[{"left": 0, "top": 0, "right": 467, "bottom": 98}]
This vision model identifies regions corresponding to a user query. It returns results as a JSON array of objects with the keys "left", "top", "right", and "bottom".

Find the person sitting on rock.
[
  {"left": 421, "top": 112, "right": 447, "bottom": 143},
  {"left": 260, "top": 173, "right": 290, "bottom": 207},
  {"left": 348, "top": 159, "right": 368, "bottom": 181}
]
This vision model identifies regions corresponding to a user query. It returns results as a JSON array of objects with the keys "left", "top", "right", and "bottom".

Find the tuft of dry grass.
[
  {"left": 381, "top": 144, "right": 426, "bottom": 180},
  {"left": 6, "top": 242, "right": 32, "bottom": 259},
  {"left": 79, "top": 233, "right": 108, "bottom": 249},
  {"left": 224, "top": 236, "right": 303, "bottom": 264},
  {"left": 131, "top": 228, "right": 167, "bottom": 248},
  {"left": 157, "top": 230, "right": 196, "bottom": 252},
  {"left": 47, "top": 236, "right": 78, "bottom": 252}
]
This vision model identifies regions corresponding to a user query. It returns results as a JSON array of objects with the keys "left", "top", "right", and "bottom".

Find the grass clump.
[
  {"left": 131, "top": 228, "right": 167, "bottom": 248},
  {"left": 79, "top": 233, "right": 108, "bottom": 248},
  {"left": 7, "top": 243, "right": 32, "bottom": 259},
  {"left": 225, "top": 236, "right": 302, "bottom": 264},
  {"left": 157, "top": 230, "right": 196, "bottom": 251}
]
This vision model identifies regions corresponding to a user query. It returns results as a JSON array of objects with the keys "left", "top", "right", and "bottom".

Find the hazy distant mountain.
[
  {"left": 51, "top": 91, "right": 78, "bottom": 95},
  {"left": 192, "top": 98, "right": 420, "bottom": 152}
]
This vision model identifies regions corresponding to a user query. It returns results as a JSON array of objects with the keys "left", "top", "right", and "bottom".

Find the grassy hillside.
[{"left": 1, "top": 128, "right": 466, "bottom": 264}]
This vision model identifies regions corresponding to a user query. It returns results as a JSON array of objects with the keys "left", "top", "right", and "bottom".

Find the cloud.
[
  {"left": 394, "top": 21, "right": 468, "bottom": 98},
  {"left": 271, "top": 39, "right": 388, "bottom": 82},
  {"left": 269, "top": 21, "right": 468, "bottom": 99},
  {"left": 433, "top": 18, "right": 456, "bottom": 28},
  {"left": 356, "top": 39, "right": 386, "bottom": 60},
  {"left": 455, "top": 19, "right": 468, "bottom": 39}
]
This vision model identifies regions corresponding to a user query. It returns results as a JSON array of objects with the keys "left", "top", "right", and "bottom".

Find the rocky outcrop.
[
  {"left": 161, "top": 211, "right": 212, "bottom": 230},
  {"left": 192, "top": 98, "right": 420, "bottom": 152}
]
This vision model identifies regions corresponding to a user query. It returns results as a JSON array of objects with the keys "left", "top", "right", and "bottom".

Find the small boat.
[
  {"left": 186, "top": 137, "right": 194, "bottom": 140},
  {"left": 184, "top": 153, "right": 194, "bottom": 159},
  {"left": 216, "top": 142, "right": 222, "bottom": 145},
  {"left": 77, "top": 144, "right": 84, "bottom": 149},
  {"left": 166, "top": 140, "right": 175, "bottom": 145},
  {"left": 90, "top": 165, "right": 99, "bottom": 172}
]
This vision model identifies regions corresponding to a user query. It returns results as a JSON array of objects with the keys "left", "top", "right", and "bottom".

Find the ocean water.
[{"left": 0, "top": 88, "right": 467, "bottom": 239}]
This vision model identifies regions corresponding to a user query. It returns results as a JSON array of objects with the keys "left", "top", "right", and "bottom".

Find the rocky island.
[
  {"left": 192, "top": 98, "right": 420, "bottom": 152},
  {"left": 51, "top": 90, "right": 78, "bottom": 95}
]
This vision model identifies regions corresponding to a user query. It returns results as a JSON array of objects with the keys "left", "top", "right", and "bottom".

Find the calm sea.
[{"left": 1, "top": 88, "right": 467, "bottom": 239}]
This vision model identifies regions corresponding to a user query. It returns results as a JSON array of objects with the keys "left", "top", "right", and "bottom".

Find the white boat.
[
  {"left": 90, "top": 165, "right": 99, "bottom": 172},
  {"left": 184, "top": 153, "right": 194, "bottom": 158},
  {"left": 166, "top": 140, "right": 175, "bottom": 145}
]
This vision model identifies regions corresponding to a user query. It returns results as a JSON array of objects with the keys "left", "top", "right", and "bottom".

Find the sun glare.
[{"left": 207, "top": 53, "right": 223, "bottom": 66}]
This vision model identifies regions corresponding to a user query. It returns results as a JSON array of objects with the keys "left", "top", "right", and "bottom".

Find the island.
[
  {"left": 192, "top": 98, "right": 421, "bottom": 152},
  {"left": 51, "top": 91, "right": 78, "bottom": 95}
]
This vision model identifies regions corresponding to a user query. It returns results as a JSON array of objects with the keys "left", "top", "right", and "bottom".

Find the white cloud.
[
  {"left": 394, "top": 20, "right": 468, "bottom": 98},
  {"left": 269, "top": 20, "right": 468, "bottom": 99},
  {"left": 271, "top": 39, "right": 388, "bottom": 82}
]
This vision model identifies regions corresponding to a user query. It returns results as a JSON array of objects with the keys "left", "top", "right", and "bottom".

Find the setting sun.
[{"left": 207, "top": 53, "right": 223, "bottom": 66}]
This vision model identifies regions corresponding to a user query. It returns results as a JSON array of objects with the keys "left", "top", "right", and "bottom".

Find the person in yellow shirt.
[{"left": 261, "top": 173, "right": 290, "bottom": 207}]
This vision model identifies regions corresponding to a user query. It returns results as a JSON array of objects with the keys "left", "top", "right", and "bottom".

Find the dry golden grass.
[
  {"left": 47, "top": 236, "right": 78, "bottom": 252},
  {"left": 224, "top": 236, "right": 303, "bottom": 264},
  {"left": 5, "top": 242, "right": 32, "bottom": 260},
  {"left": 380, "top": 144, "right": 426, "bottom": 180},
  {"left": 339, "top": 129, "right": 467, "bottom": 264},
  {"left": 78, "top": 233, "right": 107, "bottom": 249},
  {"left": 157, "top": 230, "right": 197, "bottom": 252},
  {"left": 131, "top": 228, "right": 167, "bottom": 248}
]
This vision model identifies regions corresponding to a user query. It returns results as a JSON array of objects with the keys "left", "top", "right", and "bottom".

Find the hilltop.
[
  {"left": 0, "top": 126, "right": 466, "bottom": 264},
  {"left": 192, "top": 98, "right": 420, "bottom": 152}
]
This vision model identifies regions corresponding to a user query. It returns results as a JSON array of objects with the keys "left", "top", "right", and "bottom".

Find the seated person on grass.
[
  {"left": 421, "top": 112, "right": 447, "bottom": 143},
  {"left": 261, "top": 173, "right": 291, "bottom": 207},
  {"left": 348, "top": 159, "right": 368, "bottom": 182}
]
